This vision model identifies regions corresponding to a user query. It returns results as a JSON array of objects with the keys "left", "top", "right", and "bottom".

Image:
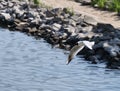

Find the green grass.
[
  {"left": 34, "top": 0, "right": 53, "bottom": 9},
  {"left": 64, "top": 7, "right": 74, "bottom": 16},
  {"left": 91, "top": 0, "right": 107, "bottom": 8},
  {"left": 98, "top": 0, "right": 106, "bottom": 8},
  {"left": 33, "top": 0, "right": 40, "bottom": 5},
  {"left": 112, "top": 0, "right": 120, "bottom": 12},
  {"left": 91, "top": 0, "right": 120, "bottom": 13}
]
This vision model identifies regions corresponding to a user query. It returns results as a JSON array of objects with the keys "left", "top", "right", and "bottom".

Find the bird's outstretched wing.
[
  {"left": 66, "top": 42, "right": 85, "bottom": 64},
  {"left": 66, "top": 41, "right": 95, "bottom": 64},
  {"left": 83, "top": 41, "right": 95, "bottom": 50}
]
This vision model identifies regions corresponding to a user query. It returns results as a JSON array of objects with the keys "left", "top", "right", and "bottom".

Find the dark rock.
[
  {"left": 19, "top": 3, "right": 29, "bottom": 10},
  {"left": 6, "top": 8, "right": 15, "bottom": 15},
  {"left": 86, "top": 56, "right": 98, "bottom": 64},
  {"left": 45, "top": 10, "right": 54, "bottom": 17},
  {"left": 75, "top": 0, "right": 91, "bottom": 5},
  {"left": 65, "top": 35, "right": 80, "bottom": 45},
  {"left": 29, "top": 19, "right": 41, "bottom": 28},
  {"left": 51, "top": 8, "right": 63, "bottom": 16},
  {"left": 94, "top": 23, "right": 115, "bottom": 33},
  {"left": 80, "top": 0, "right": 91, "bottom": 5},
  {"left": 52, "top": 17, "right": 63, "bottom": 23}
]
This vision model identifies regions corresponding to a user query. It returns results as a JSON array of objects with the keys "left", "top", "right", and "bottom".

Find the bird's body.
[{"left": 66, "top": 41, "right": 94, "bottom": 64}]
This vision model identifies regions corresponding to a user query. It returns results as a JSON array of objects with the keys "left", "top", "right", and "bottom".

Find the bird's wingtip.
[{"left": 66, "top": 60, "right": 70, "bottom": 65}]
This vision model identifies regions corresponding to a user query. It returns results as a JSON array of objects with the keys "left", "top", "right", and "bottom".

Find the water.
[{"left": 0, "top": 28, "right": 120, "bottom": 91}]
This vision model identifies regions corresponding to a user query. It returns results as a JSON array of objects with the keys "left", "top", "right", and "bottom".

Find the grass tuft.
[{"left": 91, "top": 0, "right": 120, "bottom": 13}]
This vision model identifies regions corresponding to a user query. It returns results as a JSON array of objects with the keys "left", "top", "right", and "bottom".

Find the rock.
[
  {"left": 84, "top": 15, "right": 98, "bottom": 26},
  {"left": 1, "top": 13, "right": 11, "bottom": 20},
  {"left": 69, "top": 19, "right": 76, "bottom": 27},
  {"left": 85, "top": 32, "right": 95, "bottom": 39},
  {"left": 63, "top": 13, "right": 70, "bottom": 18},
  {"left": 51, "top": 8, "right": 63, "bottom": 16},
  {"left": 80, "top": 0, "right": 91, "bottom": 5},
  {"left": 75, "top": 32, "right": 94, "bottom": 39},
  {"left": 29, "top": 27, "right": 37, "bottom": 33},
  {"left": 8, "top": 2, "right": 14, "bottom": 7},
  {"left": 61, "top": 33, "right": 68, "bottom": 39},
  {"left": 14, "top": 6, "right": 24, "bottom": 19},
  {"left": 45, "top": 10, "right": 54, "bottom": 17},
  {"left": 19, "top": 3, "right": 29, "bottom": 10},
  {"left": 76, "top": 33, "right": 86, "bottom": 38},
  {"left": 0, "top": 13, "right": 5, "bottom": 21},
  {"left": 65, "top": 35, "right": 79, "bottom": 45},
  {"left": 5, "top": 8, "right": 15, "bottom": 15},
  {"left": 21, "top": 12, "right": 35, "bottom": 20},
  {"left": 52, "top": 17, "right": 63, "bottom": 23},
  {"left": 86, "top": 56, "right": 98, "bottom": 64},
  {"left": 93, "top": 41, "right": 105, "bottom": 49},
  {"left": 82, "top": 26, "right": 93, "bottom": 33},
  {"left": 39, "top": 12, "right": 46, "bottom": 19},
  {"left": 71, "top": 14, "right": 81, "bottom": 22},
  {"left": 62, "top": 19, "right": 70, "bottom": 24},
  {"left": 40, "top": 24, "right": 52, "bottom": 30},
  {"left": 64, "top": 25, "right": 76, "bottom": 34},
  {"left": 103, "top": 41, "right": 120, "bottom": 57},
  {"left": 29, "top": 18, "right": 41, "bottom": 28},
  {"left": 52, "top": 23, "right": 62, "bottom": 31},
  {"left": 0, "top": 3, "right": 3, "bottom": 9},
  {"left": 94, "top": 23, "right": 115, "bottom": 33},
  {"left": 7, "top": 17, "right": 15, "bottom": 25},
  {"left": 1, "top": 1, "right": 7, "bottom": 6}
]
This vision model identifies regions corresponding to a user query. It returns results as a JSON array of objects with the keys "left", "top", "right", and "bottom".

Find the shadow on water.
[{"left": 0, "top": 28, "right": 120, "bottom": 91}]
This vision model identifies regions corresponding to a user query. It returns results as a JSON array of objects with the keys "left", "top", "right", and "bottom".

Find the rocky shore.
[{"left": 0, "top": 0, "right": 120, "bottom": 69}]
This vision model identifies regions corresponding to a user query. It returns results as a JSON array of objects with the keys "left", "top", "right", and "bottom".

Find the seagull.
[{"left": 66, "top": 41, "right": 95, "bottom": 64}]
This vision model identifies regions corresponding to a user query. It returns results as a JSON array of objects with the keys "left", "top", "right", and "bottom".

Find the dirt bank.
[{"left": 43, "top": 0, "right": 120, "bottom": 28}]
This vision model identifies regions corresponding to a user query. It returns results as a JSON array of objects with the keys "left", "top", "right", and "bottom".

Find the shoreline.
[{"left": 0, "top": 0, "right": 120, "bottom": 69}]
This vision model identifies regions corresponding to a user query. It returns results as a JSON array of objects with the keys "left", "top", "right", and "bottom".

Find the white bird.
[{"left": 66, "top": 41, "right": 95, "bottom": 64}]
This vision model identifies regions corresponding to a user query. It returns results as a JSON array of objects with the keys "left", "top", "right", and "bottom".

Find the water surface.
[{"left": 0, "top": 28, "right": 120, "bottom": 91}]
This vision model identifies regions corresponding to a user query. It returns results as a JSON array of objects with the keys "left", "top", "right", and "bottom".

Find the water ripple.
[{"left": 0, "top": 28, "right": 120, "bottom": 91}]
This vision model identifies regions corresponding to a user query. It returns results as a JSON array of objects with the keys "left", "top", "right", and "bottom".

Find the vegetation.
[
  {"left": 91, "top": 0, "right": 120, "bottom": 13},
  {"left": 33, "top": 0, "right": 40, "bottom": 5},
  {"left": 33, "top": 0, "right": 53, "bottom": 9},
  {"left": 63, "top": 7, "right": 74, "bottom": 16}
]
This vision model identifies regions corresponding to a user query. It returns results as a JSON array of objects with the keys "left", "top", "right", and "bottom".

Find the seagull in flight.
[{"left": 66, "top": 41, "right": 95, "bottom": 64}]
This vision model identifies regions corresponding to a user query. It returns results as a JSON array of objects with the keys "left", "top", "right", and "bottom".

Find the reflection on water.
[{"left": 0, "top": 28, "right": 120, "bottom": 91}]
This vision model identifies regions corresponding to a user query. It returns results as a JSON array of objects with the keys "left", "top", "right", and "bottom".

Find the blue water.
[{"left": 0, "top": 28, "right": 120, "bottom": 91}]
